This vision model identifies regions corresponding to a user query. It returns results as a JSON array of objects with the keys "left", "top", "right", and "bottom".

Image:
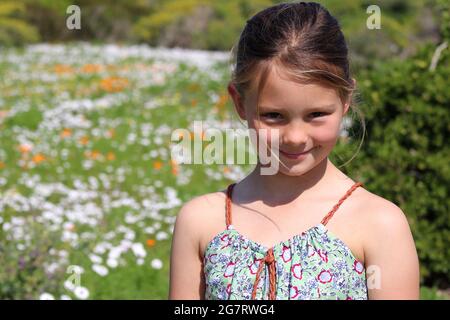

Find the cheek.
[{"left": 310, "top": 122, "right": 341, "bottom": 144}]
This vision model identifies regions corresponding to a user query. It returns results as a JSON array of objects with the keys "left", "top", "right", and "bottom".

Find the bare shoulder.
[
  {"left": 354, "top": 188, "right": 420, "bottom": 299},
  {"left": 354, "top": 188, "right": 415, "bottom": 251},
  {"left": 174, "top": 189, "right": 228, "bottom": 254},
  {"left": 177, "top": 189, "right": 227, "bottom": 225},
  {"left": 177, "top": 190, "right": 225, "bottom": 219},
  {"left": 170, "top": 189, "right": 227, "bottom": 299},
  {"left": 359, "top": 188, "right": 411, "bottom": 231}
]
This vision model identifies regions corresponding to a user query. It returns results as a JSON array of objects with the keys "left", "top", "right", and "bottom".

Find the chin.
[
  {"left": 278, "top": 166, "right": 310, "bottom": 177},
  {"left": 276, "top": 154, "right": 324, "bottom": 177}
]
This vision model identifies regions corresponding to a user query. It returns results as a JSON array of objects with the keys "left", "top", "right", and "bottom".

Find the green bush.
[
  {"left": 340, "top": 41, "right": 449, "bottom": 288},
  {"left": 0, "top": 2, "right": 40, "bottom": 46}
]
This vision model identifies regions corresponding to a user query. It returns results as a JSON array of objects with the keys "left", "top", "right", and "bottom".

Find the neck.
[{"left": 241, "top": 157, "right": 343, "bottom": 205}]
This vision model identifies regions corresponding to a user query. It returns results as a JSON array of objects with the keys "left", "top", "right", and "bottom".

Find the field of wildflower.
[
  {"left": 0, "top": 43, "right": 252, "bottom": 300},
  {"left": 0, "top": 43, "right": 447, "bottom": 300}
]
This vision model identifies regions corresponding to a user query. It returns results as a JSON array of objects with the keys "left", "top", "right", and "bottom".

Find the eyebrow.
[{"left": 258, "top": 104, "right": 337, "bottom": 111}]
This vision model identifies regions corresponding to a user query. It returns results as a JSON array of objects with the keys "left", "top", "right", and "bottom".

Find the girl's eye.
[
  {"left": 261, "top": 112, "right": 283, "bottom": 120},
  {"left": 310, "top": 112, "right": 328, "bottom": 118}
]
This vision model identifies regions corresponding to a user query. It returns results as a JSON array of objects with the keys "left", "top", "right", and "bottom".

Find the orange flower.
[
  {"left": 153, "top": 161, "right": 163, "bottom": 170},
  {"left": 0, "top": 161, "right": 5, "bottom": 169},
  {"left": 100, "top": 77, "right": 129, "bottom": 92},
  {"left": 32, "top": 153, "right": 46, "bottom": 164},
  {"left": 54, "top": 64, "right": 74, "bottom": 74},
  {"left": 223, "top": 166, "right": 230, "bottom": 173},
  {"left": 60, "top": 128, "right": 72, "bottom": 138},
  {"left": 106, "top": 152, "right": 116, "bottom": 161},
  {"left": 90, "top": 150, "right": 101, "bottom": 160},
  {"left": 215, "top": 94, "right": 229, "bottom": 109},
  {"left": 85, "top": 150, "right": 101, "bottom": 160},
  {"left": 191, "top": 99, "right": 197, "bottom": 107},
  {"left": 79, "top": 136, "right": 89, "bottom": 146},
  {"left": 18, "top": 144, "right": 32, "bottom": 154},
  {"left": 146, "top": 239, "right": 156, "bottom": 247},
  {"left": 81, "top": 64, "right": 102, "bottom": 74}
]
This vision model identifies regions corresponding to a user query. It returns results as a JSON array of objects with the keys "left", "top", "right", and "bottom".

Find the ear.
[
  {"left": 227, "top": 82, "right": 247, "bottom": 120},
  {"left": 343, "top": 78, "right": 356, "bottom": 116}
]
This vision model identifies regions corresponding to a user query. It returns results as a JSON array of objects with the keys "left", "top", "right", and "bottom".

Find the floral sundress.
[{"left": 203, "top": 182, "right": 368, "bottom": 300}]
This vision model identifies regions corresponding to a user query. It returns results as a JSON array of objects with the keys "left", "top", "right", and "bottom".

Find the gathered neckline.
[{"left": 203, "top": 222, "right": 365, "bottom": 266}]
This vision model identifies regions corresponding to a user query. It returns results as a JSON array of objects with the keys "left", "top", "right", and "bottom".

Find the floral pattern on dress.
[{"left": 203, "top": 223, "right": 368, "bottom": 300}]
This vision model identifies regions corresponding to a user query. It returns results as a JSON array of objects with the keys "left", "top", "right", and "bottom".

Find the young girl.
[{"left": 169, "top": 2, "right": 420, "bottom": 300}]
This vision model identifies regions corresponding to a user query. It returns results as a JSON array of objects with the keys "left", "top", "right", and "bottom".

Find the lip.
[{"left": 279, "top": 147, "right": 314, "bottom": 159}]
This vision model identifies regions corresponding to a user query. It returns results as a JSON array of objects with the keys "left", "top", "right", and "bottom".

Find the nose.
[{"left": 281, "top": 121, "right": 308, "bottom": 149}]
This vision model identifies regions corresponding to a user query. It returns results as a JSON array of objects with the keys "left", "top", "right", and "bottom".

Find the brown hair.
[{"left": 229, "top": 1, "right": 365, "bottom": 167}]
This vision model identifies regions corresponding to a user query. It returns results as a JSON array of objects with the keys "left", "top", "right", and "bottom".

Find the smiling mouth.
[
  {"left": 279, "top": 148, "right": 314, "bottom": 156},
  {"left": 280, "top": 148, "right": 314, "bottom": 158}
]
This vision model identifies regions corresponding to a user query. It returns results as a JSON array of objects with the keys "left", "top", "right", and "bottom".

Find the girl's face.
[{"left": 228, "top": 65, "right": 351, "bottom": 176}]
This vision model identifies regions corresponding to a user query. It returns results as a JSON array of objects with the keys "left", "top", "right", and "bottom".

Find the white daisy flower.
[
  {"left": 92, "top": 264, "right": 109, "bottom": 277},
  {"left": 156, "top": 231, "right": 168, "bottom": 241},
  {"left": 89, "top": 254, "right": 103, "bottom": 264},
  {"left": 107, "top": 258, "right": 118, "bottom": 268},
  {"left": 39, "top": 293, "right": 55, "bottom": 300},
  {"left": 74, "top": 286, "right": 89, "bottom": 300},
  {"left": 144, "top": 226, "right": 155, "bottom": 234},
  {"left": 131, "top": 243, "right": 146, "bottom": 258},
  {"left": 64, "top": 280, "right": 76, "bottom": 291},
  {"left": 151, "top": 258, "right": 163, "bottom": 270}
]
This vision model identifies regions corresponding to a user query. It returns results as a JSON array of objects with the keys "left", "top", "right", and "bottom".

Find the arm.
[
  {"left": 169, "top": 198, "right": 206, "bottom": 299},
  {"left": 364, "top": 202, "right": 420, "bottom": 299}
]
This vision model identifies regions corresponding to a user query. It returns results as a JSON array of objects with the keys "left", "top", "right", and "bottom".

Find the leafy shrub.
[
  {"left": 341, "top": 40, "right": 449, "bottom": 288},
  {"left": 0, "top": 2, "right": 40, "bottom": 46}
]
